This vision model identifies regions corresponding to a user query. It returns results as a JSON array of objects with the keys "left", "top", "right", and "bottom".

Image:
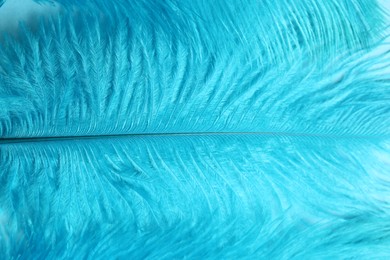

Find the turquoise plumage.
[{"left": 0, "top": 0, "right": 389, "bottom": 258}]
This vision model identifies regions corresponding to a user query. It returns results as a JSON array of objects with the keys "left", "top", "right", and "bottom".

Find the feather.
[
  {"left": 0, "top": 0, "right": 390, "bottom": 258},
  {"left": 0, "top": 0, "right": 389, "bottom": 138},
  {"left": 1, "top": 135, "right": 390, "bottom": 258}
]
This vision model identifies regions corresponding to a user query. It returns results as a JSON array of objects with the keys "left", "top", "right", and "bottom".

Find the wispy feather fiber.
[
  {"left": 1, "top": 0, "right": 389, "bottom": 137},
  {"left": 0, "top": 0, "right": 390, "bottom": 258}
]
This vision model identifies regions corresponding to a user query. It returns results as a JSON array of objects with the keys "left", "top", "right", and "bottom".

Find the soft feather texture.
[
  {"left": 0, "top": 0, "right": 389, "bottom": 137},
  {"left": 0, "top": 0, "right": 390, "bottom": 259},
  {"left": 1, "top": 135, "right": 390, "bottom": 258}
]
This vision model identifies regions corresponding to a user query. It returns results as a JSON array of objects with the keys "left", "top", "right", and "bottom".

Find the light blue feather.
[
  {"left": 1, "top": 136, "right": 390, "bottom": 258},
  {"left": 0, "top": 0, "right": 389, "bottom": 137},
  {"left": 0, "top": 0, "right": 390, "bottom": 259}
]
